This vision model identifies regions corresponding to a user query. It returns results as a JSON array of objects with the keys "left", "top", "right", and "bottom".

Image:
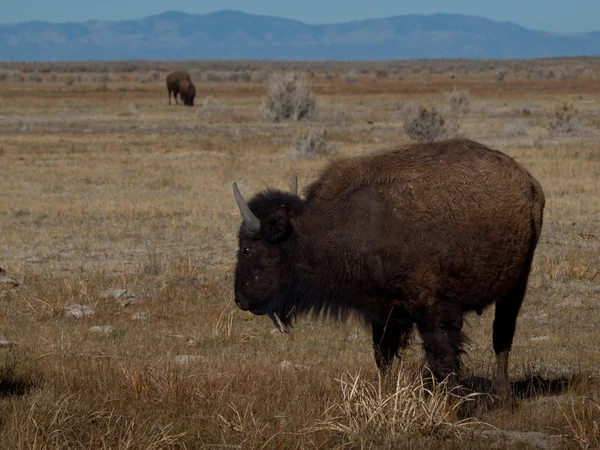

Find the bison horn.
[
  {"left": 290, "top": 176, "right": 298, "bottom": 195},
  {"left": 233, "top": 183, "right": 261, "bottom": 234}
]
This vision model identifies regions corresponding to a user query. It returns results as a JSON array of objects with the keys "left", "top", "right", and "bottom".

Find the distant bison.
[
  {"left": 166, "top": 71, "right": 196, "bottom": 106},
  {"left": 232, "top": 138, "right": 545, "bottom": 391}
]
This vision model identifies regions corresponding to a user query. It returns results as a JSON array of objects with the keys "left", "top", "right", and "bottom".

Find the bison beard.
[{"left": 232, "top": 138, "right": 545, "bottom": 391}]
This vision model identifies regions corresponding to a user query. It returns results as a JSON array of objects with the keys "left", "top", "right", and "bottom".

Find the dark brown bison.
[
  {"left": 166, "top": 71, "right": 196, "bottom": 106},
  {"left": 232, "top": 138, "right": 545, "bottom": 390}
]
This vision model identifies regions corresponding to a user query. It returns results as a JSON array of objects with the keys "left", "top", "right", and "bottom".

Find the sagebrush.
[
  {"left": 403, "top": 106, "right": 448, "bottom": 142},
  {"left": 261, "top": 72, "right": 318, "bottom": 122}
]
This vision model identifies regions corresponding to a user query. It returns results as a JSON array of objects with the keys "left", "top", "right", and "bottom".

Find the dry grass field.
[{"left": 1, "top": 60, "right": 600, "bottom": 449}]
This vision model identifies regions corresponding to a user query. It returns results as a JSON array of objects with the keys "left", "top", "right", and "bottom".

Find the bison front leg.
[
  {"left": 416, "top": 311, "right": 464, "bottom": 385},
  {"left": 371, "top": 320, "right": 413, "bottom": 373}
]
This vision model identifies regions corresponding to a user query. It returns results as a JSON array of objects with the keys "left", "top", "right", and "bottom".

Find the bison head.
[
  {"left": 183, "top": 93, "right": 195, "bottom": 106},
  {"left": 232, "top": 178, "right": 303, "bottom": 326},
  {"left": 181, "top": 93, "right": 195, "bottom": 106}
]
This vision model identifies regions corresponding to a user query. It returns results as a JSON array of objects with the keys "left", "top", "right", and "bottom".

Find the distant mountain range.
[{"left": 1, "top": 9, "right": 600, "bottom": 61}]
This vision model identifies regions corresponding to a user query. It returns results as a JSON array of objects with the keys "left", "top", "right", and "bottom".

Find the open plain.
[{"left": 1, "top": 60, "right": 600, "bottom": 449}]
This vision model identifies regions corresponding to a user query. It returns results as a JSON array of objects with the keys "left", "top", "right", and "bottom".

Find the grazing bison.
[
  {"left": 232, "top": 138, "right": 545, "bottom": 390},
  {"left": 166, "top": 71, "right": 196, "bottom": 106}
]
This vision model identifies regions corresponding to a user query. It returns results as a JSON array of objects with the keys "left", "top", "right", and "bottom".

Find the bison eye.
[{"left": 242, "top": 247, "right": 251, "bottom": 256}]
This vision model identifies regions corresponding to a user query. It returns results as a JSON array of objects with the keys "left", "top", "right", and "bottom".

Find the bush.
[
  {"left": 547, "top": 102, "right": 579, "bottom": 134},
  {"left": 494, "top": 70, "right": 508, "bottom": 82},
  {"left": 445, "top": 89, "right": 470, "bottom": 114},
  {"left": 239, "top": 71, "right": 252, "bottom": 82},
  {"left": 261, "top": 72, "right": 317, "bottom": 122},
  {"left": 26, "top": 73, "right": 43, "bottom": 83},
  {"left": 146, "top": 71, "right": 161, "bottom": 82},
  {"left": 344, "top": 72, "right": 360, "bottom": 84},
  {"left": 63, "top": 75, "right": 80, "bottom": 86},
  {"left": 290, "top": 128, "right": 336, "bottom": 158},
  {"left": 404, "top": 106, "right": 448, "bottom": 143},
  {"left": 92, "top": 74, "right": 112, "bottom": 83},
  {"left": 581, "top": 69, "right": 597, "bottom": 80},
  {"left": 205, "top": 71, "right": 225, "bottom": 82},
  {"left": 0, "top": 69, "right": 24, "bottom": 82},
  {"left": 505, "top": 121, "right": 529, "bottom": 137},
  {"left": 253, "top": 71, "right": 269, "bottom": 83},
  {"left": 200, "top": 96, "right": 233, "bottom": 115}
]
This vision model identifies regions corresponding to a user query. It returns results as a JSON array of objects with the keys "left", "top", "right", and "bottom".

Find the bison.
[
  {"left": 166, "top": 71, "right": 196, "bottom": 106},
  {"left": 232, "top": 138, "right": 545, "bottom": 391}
]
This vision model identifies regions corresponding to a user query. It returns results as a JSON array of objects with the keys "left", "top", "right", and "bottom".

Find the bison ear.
[{"left": 261, "top": 210, "right": 292, "bottom": 243}]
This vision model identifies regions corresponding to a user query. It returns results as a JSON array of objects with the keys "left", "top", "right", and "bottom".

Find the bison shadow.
[
  {"left": 0, "top": 377, "right": 31, "bottom": 397},
  {"left": 457, "top": 374, "right": 576, "bottom": 417},
  {"left": 0, "top": 362, "right": 34, "bottom": 398},
  {"left": 461, "top": 374, "right": 572, "bottom": 398}
]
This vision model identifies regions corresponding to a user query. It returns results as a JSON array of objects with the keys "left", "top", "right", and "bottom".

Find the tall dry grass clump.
[
  {"left": 561, "top": 397, "right": 600, "bottom": 448},
  {"left": 311, "top": 370, "right": 481, "bottom": 446},
  {"left": 261, "top": 72, "right": 317, "bottom": 122}
]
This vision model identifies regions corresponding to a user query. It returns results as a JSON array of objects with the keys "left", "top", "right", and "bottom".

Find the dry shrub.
[
  {"left": 201, "top": 96, "right": 233, "bottom": 115},
  {"left": 145, "top": 71, "right": 161, "bottom": 82},
  {"left": 344, "top": 71, "right": 360, "bottom": 84},
  {"left": 505, "top": 120, "right": 529, "bottom": 138},
  {"left": 261, "top": 72, "right": 317, "bottom": 122},
  {"left": 0, "top": 69, "right": 25, "bottom": 82},
  {"left": 547, "top": 102, "right": 580, "bottom": 134},
  {"left": 239, "top": 71, "right": 252, "bottom": 82},
  {"left": 63, "top": 74, "right": 83, "bottom": 86},
  {"left": 494, "top": 70, "right": 508, "bottom": 82},
  {"left": 580, "top": 69, "right": 596, "bottom": 80},
  {"left": 205, "top": 71, "right": 226, "bottom": 82},
  {"left": 404, "top": 106, "right": 448, "bottom": 143},
  {"left": 445, "top": 89, "right": 470, "bottom": 114},
  {"left": 311, "top": 370, "right": 481, "bottom": 445},
  {"left": 290, "top": 128, "right": 336, "bottom": 158},
  {"left": 92, "top": 74, "right": 113, "bottom": 83},
  {"left": 376, "top": 69, "right": 389, "bottom": 78},
  {"left": 253, "top": 70, "right": 269, "bottom": 83},
  {"left": 26, "top": 73, "right": 43, "bottom": 83},
  {"left": 396, "top": 101, "right": 418, "bottom": 119},
  {"left": 531, "top": 67, "right": 556, "bottom": 80},
  {"left": 188, "top": 69, "right": 203, "bottom": 81}
]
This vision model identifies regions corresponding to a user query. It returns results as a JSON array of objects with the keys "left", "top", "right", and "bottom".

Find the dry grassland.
[{"left": 1, "top": 61, "right": 600, "bottom": 449}]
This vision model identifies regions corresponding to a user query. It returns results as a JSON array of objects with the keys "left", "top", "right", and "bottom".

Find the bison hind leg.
[{"left": 492, "top": 273, "right": 530, "bottom": 393}]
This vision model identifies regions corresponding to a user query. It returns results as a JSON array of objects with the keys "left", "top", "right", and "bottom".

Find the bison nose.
[{"left": 235, "top": 295, "right": 249, "bottom": 311}]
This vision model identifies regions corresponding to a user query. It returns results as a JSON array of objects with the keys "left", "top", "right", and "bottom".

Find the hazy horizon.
[{"left": 2, "top": 1, "right": 599, "bottom": 34}]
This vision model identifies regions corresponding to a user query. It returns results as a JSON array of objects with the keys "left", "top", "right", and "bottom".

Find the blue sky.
[{"left": 2, "top": 0, "right": 599, "bottom": 33}]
